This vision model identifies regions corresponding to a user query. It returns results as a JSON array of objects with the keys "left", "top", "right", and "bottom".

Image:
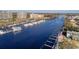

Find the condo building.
[{"left": 0, "top": 11, "right": 31, "bottom": 20}]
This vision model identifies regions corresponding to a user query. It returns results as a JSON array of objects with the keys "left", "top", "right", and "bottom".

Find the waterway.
[{"left": 0, "top": 16, "right": 64, "bottom": 49}]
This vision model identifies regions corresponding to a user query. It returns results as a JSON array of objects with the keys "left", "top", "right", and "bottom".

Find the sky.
[
  {"left": 1, "top": 10, "right": 79, "bottom": 13},
  {"left": 30, "top": 10, "right": 79, "bottom": 13}
]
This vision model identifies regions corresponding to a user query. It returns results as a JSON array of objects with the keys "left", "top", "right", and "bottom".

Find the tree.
[{"left": 12, "top": 13, "right": 17, "bottom": 24}]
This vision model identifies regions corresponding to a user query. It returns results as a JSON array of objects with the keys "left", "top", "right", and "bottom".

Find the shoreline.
[{"left": 0, "top": 19, "right": 46, "bottom": 35}]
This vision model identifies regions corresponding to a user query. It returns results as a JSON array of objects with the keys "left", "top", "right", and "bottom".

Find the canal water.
[{"left": 0, "top": 16, "right": 64, "bottom": 49}]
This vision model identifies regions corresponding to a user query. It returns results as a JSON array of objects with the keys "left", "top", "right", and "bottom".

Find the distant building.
[
  {"left": 0, "top": 11, "right": 31, "bottom": 20},
  {"left": 0, "top": 11, "right": 12, "bottom": 19},
  {"left": 17, "top": 11, "right": 27, "bottom": 20},
  {"left": 30, "top": 13, "right": 44, "bottom": 20}
]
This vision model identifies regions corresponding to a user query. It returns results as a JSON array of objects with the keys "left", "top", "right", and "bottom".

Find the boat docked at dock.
[
  {"left": 28, "top": 23, "right": 34, "bottom": 26},
  {"left": 12, "top": 26, "right": 22, "bottom": 32},
  {"left": 24, "top": 20, "right": 45, "bottom": 27},
  {"left": 33, "top": 22, "right": 38, "bottom": 25},
  {"left": 39, "top": 20, "right": 45, "bottom": 23},
  {"left": 24, "top": 23, "right": 34, "bottom": 27},
  {"left": 24, "top": 23, "right": 29, "bottom": 27},
  {"left": 0, "top": 30, "right": 6, "bottom": 35}
]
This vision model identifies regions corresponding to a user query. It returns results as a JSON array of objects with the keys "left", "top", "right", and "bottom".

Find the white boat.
[
  {"left": 12, "top": 26, "right": 22, "bottom": 32},
  {"left": 24, "top": 23, "right": 34, "bottom": 27},
  {"left": 33, "top": 22, "right": 38, "bottom": 24},
  {"left": 0, "top": 30, "right": 6, "bottom": 35},
  {"left": 28, "top": 23, "right": 34, "bottom": 26},
  {"left": 24, "top": 20, "right": 45, "bottom": 27},
  {"left": 37, "top": 20, "right": 45, "bottom": 24},
  {"left": 24, "top": 24, "right": 29, "bottom": 27}
]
